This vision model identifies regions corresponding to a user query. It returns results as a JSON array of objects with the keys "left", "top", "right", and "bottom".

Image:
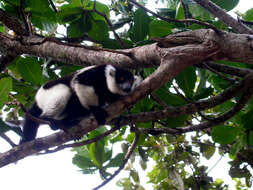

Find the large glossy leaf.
[
  {"left": 0, "top": 77, "right": 12, "bottom": 108},
  {"left": 149, "top": 20, "right": 173, "bottom": 37},
  {"left": 212, "top": 125, "right": 240, "bottom": 145},
  {"left": 175, "top": 66, "right": 197, "bottom": 99},
  {"left": 57, "top": 5, "right": 84, "bottom": 23},
  {"left": 25, "top": 0, "right": 51, "bottom": 12},
  {"left": 88, "top": 19, "right": 109, "bottom": 41},
  {"left": 243, "top": 8, "right": 253, "bottom": 21},
  {"left": 211, "top": 0, "right": 239, "bottom": 11},
  {"left": 89, "top": 141, "right": 106, "bottom": 168},
  {"left": 105, "top": 153, "right": 124, "bottom": 168},
  {"left": 129, "top": 8, "right": 150, "bottom": 42},
  {"left": 16, "top": 57, "right": 43, "bottom": 85},
  {"left": 67, "top": 14, "right": 92, "bottom": 38}
]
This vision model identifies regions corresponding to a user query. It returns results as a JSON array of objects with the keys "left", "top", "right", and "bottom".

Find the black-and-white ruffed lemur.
[{"left": 20, "top": 64, "right": 141, "bottom": 143}]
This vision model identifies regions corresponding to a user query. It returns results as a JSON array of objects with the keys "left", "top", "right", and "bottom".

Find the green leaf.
[
  {"left": 164, "top": 114, "right": 188, "bottom": 128},
  {"left": 105, "top": 153, "right": 124, "bottom": 168},
  {"left": 89, "top": 141, "right": 106, "bottom": 168},
  {"left": 57, "top": 5, "right": 84, "bottom": 23},
  {"left": 149, "top": 20, "right": 173, "bottom": 37},
  {"left": 188, "top": 3, "right": 213, "bottom": 20},
  {"left": 130, "top": 170, "right": 140, "bottom": 183},
  {"left": 175, "top": 2, "right": 184, "bottom": 20},
  {"left": 241, "top": 109, "right": 253, "bottom": 130},
  {"left": 211, "top": 0, "right": 239, "bottom": 11},
  {"left": 0, "top": 77, "right": 12, "bottom": 108},
  {"left": 16, "top": 57, "right": 43, "bottom": 85},
  {"left": 25, "top": 0, "right": 51, "bottom": 12},
  {"left": 175, "top": 66, "right": 197, "bottom": 99},
  {"left": 200, "top": 140, "right": 216, "bottom": 160},
  {"left": 212, "top": 125, "right": 240, "bottom": 145},
  {"left": 243, "top": 8, "right": 253, "bottom": 21},
  {"left": 91, "top": 2, "right": 110, "bottom": 20},
  {"left": 88, "top": 19, "right": 109, "bottom": 41},
  {"left": 30, "top": 10, "right": 57, "bottom": 32},
  {"left": 194, "top": 69, "right": 214, "bottom": 100},
  {"left": 67, "top": 15, "right": 91, "bottom": 38},
  {"left": 155, "top": 87, "right": 186, "bottom": 106},
  {"left": 129, "top": 8, "right": 150, "bottom": 42}
]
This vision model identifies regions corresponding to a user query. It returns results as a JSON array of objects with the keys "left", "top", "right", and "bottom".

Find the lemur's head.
[{"left": 105, "top": 65, "right": 142, "bottom": 95}]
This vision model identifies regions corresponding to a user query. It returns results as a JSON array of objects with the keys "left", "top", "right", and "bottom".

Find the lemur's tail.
[{"left": 20, "top": 102, "right": 42, "bottom": 144}]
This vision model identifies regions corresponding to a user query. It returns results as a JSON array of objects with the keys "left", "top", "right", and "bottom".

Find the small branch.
[
  {"left": 128, "top": 0, "right": 222, "bottom": 34},
  {"left": 238, "top": 18, "right": 253, "bottom": 26},
  {"left": 193, "top": 0, "right": 253, "bottom": 34},
  {"left": 202, "top": 62, "right": 237, "bottom": 83},
  {"left": 0, "top": 133, "right": 16, "bottom": 147},
  {"left": 19, "top": 0, "right": 30, "bottom": 34},
  {"left": 92, "top": 133, "right": 140, "bottom": 190},
  {"left": 195, "top": 61, "right": 251, "bottom": 77},
  {"left": 39, "top": 125, "right": 122, "bottom": 154},
  {"left": 93, "top": 0, "right": 126, "bottom": 48},
  {"left": 48, "top": 0, "right": 58, "bottom": 12}
]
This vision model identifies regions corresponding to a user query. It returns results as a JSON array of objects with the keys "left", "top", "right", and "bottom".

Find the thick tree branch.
[
  {"left": 0, "top": 30, "right": 253, "bottom": 69},
  {"left": 193, "top": 0, "right": 253, "bottom": 34}
]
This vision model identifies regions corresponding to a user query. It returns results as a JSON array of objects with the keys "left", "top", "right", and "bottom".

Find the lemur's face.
[{"left": 115, "top": 69, "right": 134, "bottom": 93}]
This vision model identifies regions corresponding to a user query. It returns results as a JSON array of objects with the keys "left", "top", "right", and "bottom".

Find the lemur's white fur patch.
[
  {"left": 71, "top": 65, "right": 98, "bottom": 109},
  {"left": 35, "top": 84, "right": 72, "bottom": 119},
  {"left": 105, "top": 65, "right": 127, "bottom": 95}
]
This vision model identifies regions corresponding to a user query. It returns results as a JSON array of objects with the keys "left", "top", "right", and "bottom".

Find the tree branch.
[
  {"left": 92, "top": 133, "right": 140, "bottom": 190},
  {"left": 0, "top": 8, "right": 28, "bottom": 35},
  {"left": 195, "top": 61, "right": 251, "bottom": 77},
  {"left": 193, "top": 0, "right": 253, "bottom": 34}
]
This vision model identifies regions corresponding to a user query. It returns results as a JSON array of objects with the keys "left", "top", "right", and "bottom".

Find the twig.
[
  {"left": 193, "top": 0, "right": 253, "bottom": 34},
  {"left": 128, "top": 0, "right": 222, "bottom": 34},
  {"left": 93, "top": 0, "right": 126, "bottom": 48},
  {"left": 19, "top": 0, "right": 30, "bottom": 34},
  {"left": 0, "top": 133, "right": 16, "bottom": 147},
  {"left": 48, "top": 0, "right": 58, "bottom": 12},
  {"left": 238, "top": 18, "right": 253, "bottom": 26},
  {"left": 202, "top": 62, "right": 237, "bottom": 83},
  {"left": 92, "top": 133, "right": 140, "bottom": 190},
  {"left": 39, "top": 125, "right": 122, "bottom": 154},
  {"left": 207, "top": 154, "right": 224, "bottom": 174},
  {"left": 195, "top": 61, "right": 251, "bottom": 77}
]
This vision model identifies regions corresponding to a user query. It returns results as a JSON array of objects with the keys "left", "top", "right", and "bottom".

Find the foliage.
[{"left": 0, "top": 0, "right": 253, "bottom": 189}]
